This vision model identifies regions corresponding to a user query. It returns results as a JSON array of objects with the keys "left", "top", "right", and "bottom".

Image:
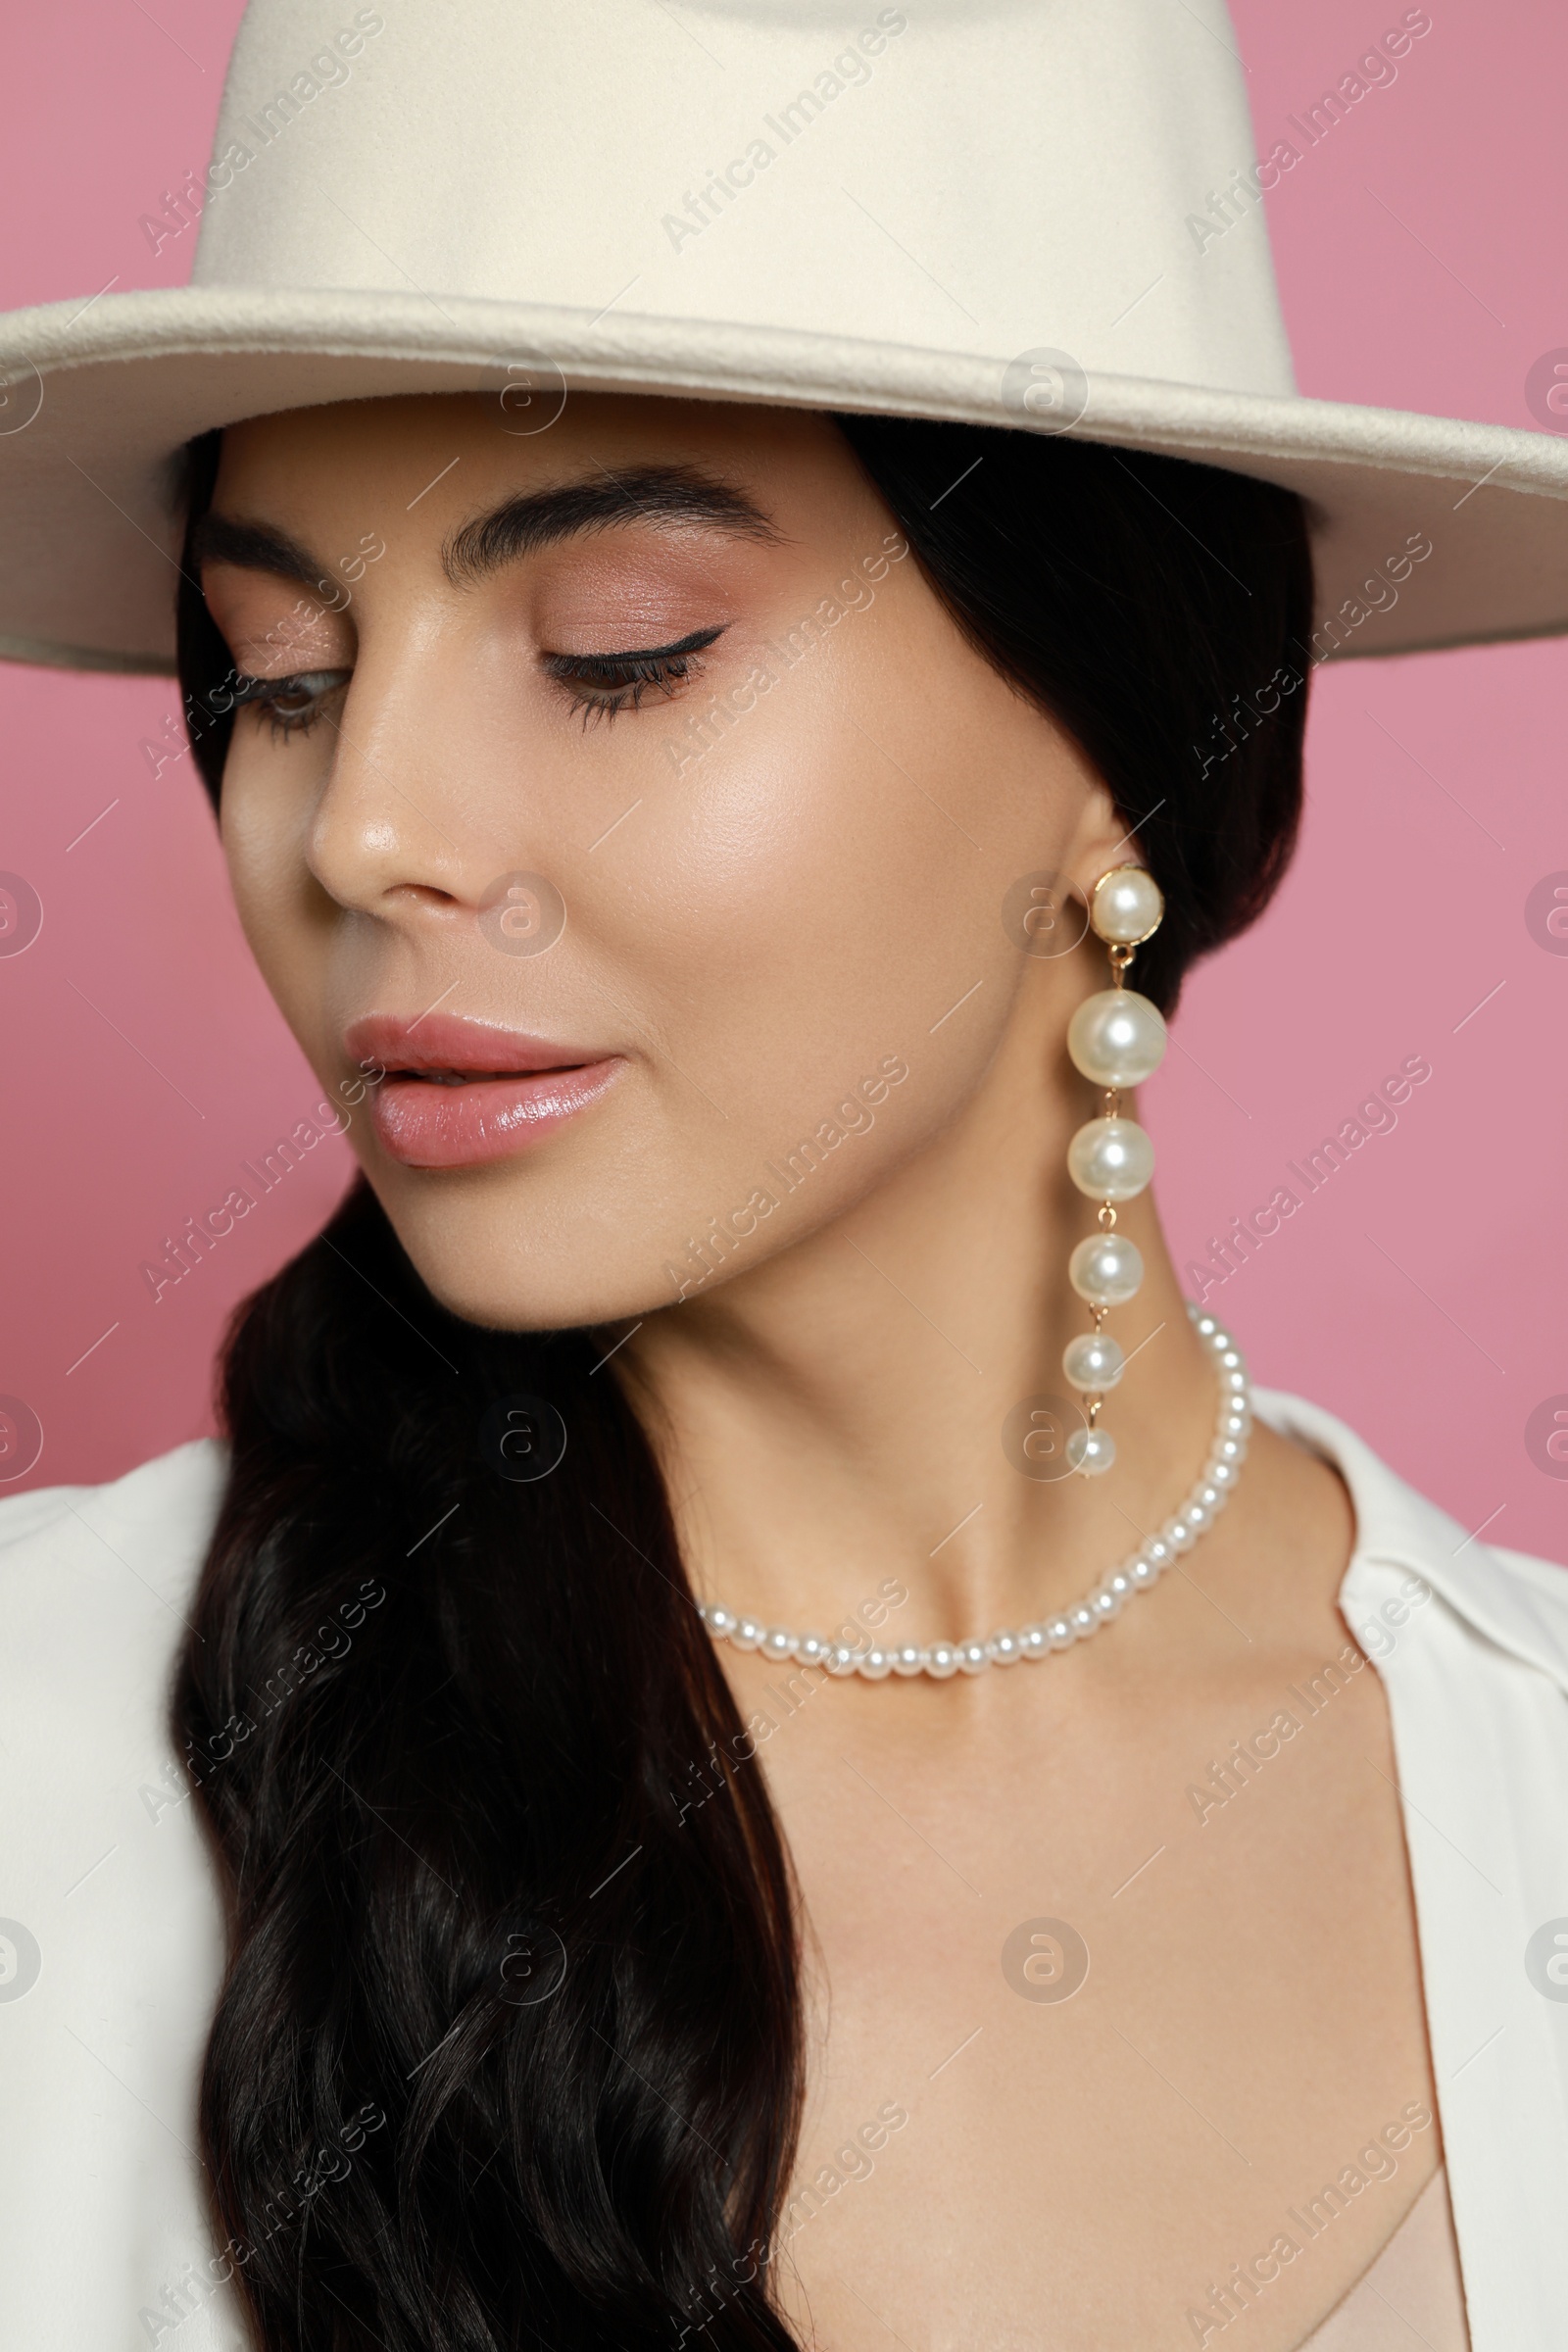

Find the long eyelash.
[
  {"left": 228, "top": 669, "right": 351, "bottom": 741},
  {"left": 542, "top": 625, "right": 726, "bottom": 727}
]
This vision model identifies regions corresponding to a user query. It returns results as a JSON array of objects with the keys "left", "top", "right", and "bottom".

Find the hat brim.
[{"left": 2, "top": 283, "right": 1566, "bottom": 673}]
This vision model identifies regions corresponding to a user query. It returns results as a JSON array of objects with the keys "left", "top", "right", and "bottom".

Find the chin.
[{"left": 368, "top": 1176, "right": 683, "bottom": 1337}]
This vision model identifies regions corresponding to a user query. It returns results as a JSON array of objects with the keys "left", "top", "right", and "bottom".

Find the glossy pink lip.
[{"left": 344, "top": 1011, "right": 624, "bottom": 1169}]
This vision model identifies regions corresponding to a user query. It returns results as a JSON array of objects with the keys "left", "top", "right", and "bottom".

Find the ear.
[{"left": 1060, "top": 777, "right": 1142, "bottom": 906}]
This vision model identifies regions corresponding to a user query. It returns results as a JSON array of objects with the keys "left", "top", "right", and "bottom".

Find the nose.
[{"left": 304, "top": 641, "right": 495, "bottom": 925}]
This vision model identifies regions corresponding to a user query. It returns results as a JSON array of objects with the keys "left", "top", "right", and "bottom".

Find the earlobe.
[{"left": 1060, "top": 781, "right": 1138, "bottom": 910}]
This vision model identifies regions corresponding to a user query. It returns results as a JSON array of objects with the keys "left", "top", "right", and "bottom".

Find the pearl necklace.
[{"left": 699, "top": 1305, "right": 1250, "bottom": 1681}]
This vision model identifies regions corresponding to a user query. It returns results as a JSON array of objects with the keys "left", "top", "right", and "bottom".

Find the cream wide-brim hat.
[{"left": 0, "top": 0, "right": 1564, "bottom": 675}]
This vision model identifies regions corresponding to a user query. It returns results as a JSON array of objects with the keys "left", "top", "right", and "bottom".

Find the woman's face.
[{"left": 204, "top": 393, "right": 1115, "bottom": 1328}]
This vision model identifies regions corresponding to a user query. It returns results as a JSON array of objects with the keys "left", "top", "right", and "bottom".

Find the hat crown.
[{"left": 191, "top": 0, "right": 1297, "bottom": 399}]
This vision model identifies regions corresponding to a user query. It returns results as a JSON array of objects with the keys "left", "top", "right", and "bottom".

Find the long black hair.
[{"left": 172, "top": 413, "right": 1311, "bottom": 2349}]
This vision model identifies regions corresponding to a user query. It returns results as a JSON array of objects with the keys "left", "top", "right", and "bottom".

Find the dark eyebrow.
[
  {"left": 189, "top": 512, "right": 324, "bottom": 589},
  {"left": 441, "top": 464, "right": 782, "bottom": 586},
  {"left": 191, "top": 466, "right": 781, "bottom": 599}
]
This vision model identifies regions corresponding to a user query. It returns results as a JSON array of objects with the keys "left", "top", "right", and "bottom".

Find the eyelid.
[
  {"left": 541, "top": 624, "right": 727, "bottom": 725},
  {"left": 221, "top": 666, "right": 351, "bottom": 739},
  {"left": 229, "top": 666, "right": 351, "bottom": 696},
  {"left": 541, "top": 623, "right": 726, "bottom": 670}
]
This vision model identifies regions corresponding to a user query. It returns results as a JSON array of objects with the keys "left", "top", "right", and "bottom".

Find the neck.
[{"left": 618, "top": 1003, "right": 1222, "bottom": 1652}]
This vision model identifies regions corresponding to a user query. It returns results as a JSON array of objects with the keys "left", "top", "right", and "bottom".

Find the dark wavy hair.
[{"left": 172, "top": 413, "right": 1312, "bottom": 2349}]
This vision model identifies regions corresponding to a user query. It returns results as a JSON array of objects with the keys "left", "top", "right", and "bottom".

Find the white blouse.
[{"left": 1, "top": 1390, "right": 1564, "bottom": 2350}]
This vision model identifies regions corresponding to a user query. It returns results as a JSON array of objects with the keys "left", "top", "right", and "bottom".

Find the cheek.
[
  {"left": 614, "top": 666, "right": 967, "bottom": 1091},
  {"left": 570, "top": 627, "right": 1060, "bottom": 1251},
  {"left": 219, "top": 746, "right": 336, "bottom": 1038},
  {"left": 615, "top": 614, "right": 1064, "bottom": 1098}
]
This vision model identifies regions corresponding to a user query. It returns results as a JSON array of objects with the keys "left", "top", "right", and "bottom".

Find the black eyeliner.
[{"left": 541, "top": 623, "right": 726, "bottom": 680}]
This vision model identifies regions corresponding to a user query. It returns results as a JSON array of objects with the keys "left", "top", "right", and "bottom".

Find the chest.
[{"left": 734, "top": 1649, "right": 1440, "bottom": 2351}]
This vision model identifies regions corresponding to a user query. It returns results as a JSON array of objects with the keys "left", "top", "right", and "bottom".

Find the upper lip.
[{"left": 343, "top": 1010, "right": 609, "bottom": 1076}]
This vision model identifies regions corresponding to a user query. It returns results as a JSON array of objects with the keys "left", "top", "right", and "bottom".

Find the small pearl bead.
[
  {"left": 1183, "top": 1501, "right": 1211, "bottom": 1535},
  {"left": 733, "top": 1617, "right": 764, "bottom": 1651},
  {"left": 1019, "top": 1626, "right": 1048, "bottom": 1658},
  {"left": 1197, "top": 1483, "right": 1222, "bottom": 1512},
  {"left": 1162, "top": 1516, "right": 1196, "bottom": 1553},
  {"left": 1196, "top": 1315, "right": 1217, "bottom": 1338},
  {"left": 826, "top": 1642, "right": 859, "bottom": 1676},
  {"left": 760, "top": 1627, "right": 795, "bottom": 1661},
  {"left": 1066, "top": 987, "right": 1167, "bottom": 1088},
  {"left": 1066, "top": 1116, "right": 1154, "bottom": 1203},
  {"left": 957, "top": 1641, "right": 989, "bottom": 1675},
  {"left": 1145, "top": 1537, "right": 1172, "bottom": 1569},
  {"left": 1106, "top": 1568, "right": 1135, "bottom": 1602},
  {"left": 1226, "top": 1369, "right": 1248, "bottom": 1393},
  {"left": 1069, "top": 1604, "right": 1098, "bottom": 1640},
  {"left": 1092, "top": 1588, "right": 1122, "bottom": 1621},
  {"left": 1209, "top": 1459, "right": 1236, "bottom": 1488},
  {"left": 1047, "top": 1617, "right": 1075, "bottom": 1650},
  {"left": 858, "top": 1646, "right": 893, "bottom": 1680},
  {"left": 1068, "top": 1230, "right": 1145, "bottom": 1307},
  {"left": 797, "top": 1633, "right": 830, "bottom": 1667},
  {"left": 892, "top": 1644, "right": 926, "bottom": 1677},
  {"left": 926, "top": 1642, "right": 959, "bottom": 1680},
  {"left": 1067, "top": 1424, "right": 1117, "bottom": 1476},
  {"left": 1220, "top": 1348, "right": 1241, "bottom": 1369},
  {"left": 1130, "top": 1556, "right": 1157, "bottom": 1587},
  {"left": 1062, "top": 1331, "right": 1126, "bottom": 1393},
  {"left": 706, "top": 1606, "right": 734, "bottom": 1637},
  {"left": 988, "top": 1630, "right": 1023, "bottom": 1665}
]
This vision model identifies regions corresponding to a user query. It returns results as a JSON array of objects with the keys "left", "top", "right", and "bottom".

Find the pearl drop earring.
[{"left": 1061, "top": 863, "right": 1167, "bottom": 1476}]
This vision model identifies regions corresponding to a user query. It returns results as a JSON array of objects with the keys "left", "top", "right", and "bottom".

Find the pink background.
[{"left": 1, "top": 1, "right": 1565, "bottom": 1557}]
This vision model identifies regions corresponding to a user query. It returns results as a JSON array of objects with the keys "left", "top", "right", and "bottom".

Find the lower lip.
[{"left": 370, "top": 1059, "right": 623, "bottom": 1168}]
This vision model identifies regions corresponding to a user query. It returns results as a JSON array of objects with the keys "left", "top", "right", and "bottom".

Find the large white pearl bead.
[
  {"left": 1066, "top": 1425, "right": 1116, "bottom": 1476},
  {"left": 1067, "top": 1116, "right": 1154, "bottom": 1201},
  {"left": 1062, "top": 1331, "right": 1125, "bottom": 1392},
  {"left": 1068, "top": 1230, "right": 1145, "bottom": 1306},
  {"left": 1067, "top": 988, "right": 1167, "bottom": 1088},
  {"left": 1089, "top": 864, "right": 1164, "bottom": 945}
]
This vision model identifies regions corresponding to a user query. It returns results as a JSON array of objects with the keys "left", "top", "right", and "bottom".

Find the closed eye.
[
  {"left": 542, "top": 625, "right": 726, "bottom": 725},
  {"left": 226, "top": 668, "right": 352, "bottom": 739}
]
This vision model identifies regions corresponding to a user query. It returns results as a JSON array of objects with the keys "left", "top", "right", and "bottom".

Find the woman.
[{"left": 2, "top": 5, "right": 1566, "bottom": 2350}]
